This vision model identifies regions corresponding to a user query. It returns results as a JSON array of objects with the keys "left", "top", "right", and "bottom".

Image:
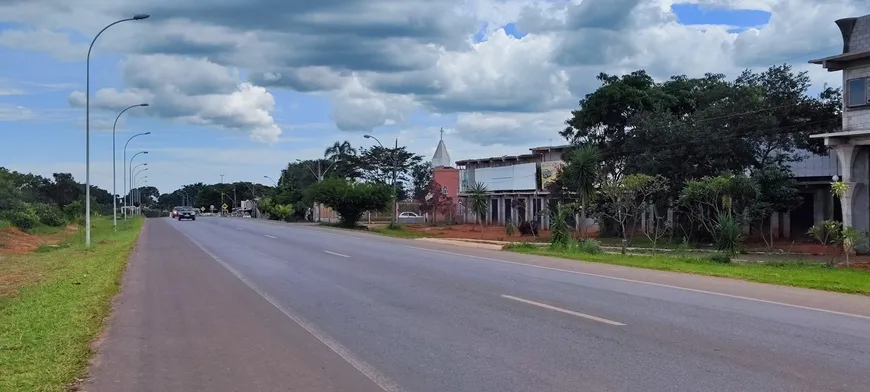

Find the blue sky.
[{"left": 0, "top": 3, "right": 784, "bottom": 194}]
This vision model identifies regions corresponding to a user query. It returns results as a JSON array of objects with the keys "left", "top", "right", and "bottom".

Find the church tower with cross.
[
  {"left": 431, "top": 128, "right": 453, "bottom": 168},
  {"left": 430, "top": 128, "right": 460, "bottom": 220}
]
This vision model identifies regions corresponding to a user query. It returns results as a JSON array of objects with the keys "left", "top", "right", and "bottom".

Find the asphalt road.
[{"left": 86, "top": 217, "right": 870, "bottom": 392}]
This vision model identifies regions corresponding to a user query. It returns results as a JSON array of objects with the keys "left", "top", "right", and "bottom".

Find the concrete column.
[
  {"left": 782, "top": 211, "right": 791, "bottom": 239},
  {"left": 832, "top": 144, "right": 861, "bottom": 230},
  {"left": 770, "top": 212, "right": 780, "bottom": 239},
  {"left": 813, "top": 189, "right": 825, "bottom": 224},
  {"left": 526, "top": 198, "right": 532, "bottom": 221},
  {"left": 498, "top": 197, "right": 505, "bottom": 225}
]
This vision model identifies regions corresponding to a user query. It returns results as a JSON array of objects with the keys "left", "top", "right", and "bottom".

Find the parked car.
[{"left": 398, "top": 212, "right": 419, "bottom": 218}]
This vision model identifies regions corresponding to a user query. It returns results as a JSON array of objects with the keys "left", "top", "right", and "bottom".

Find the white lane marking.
[
  {"left": 405, "top": 246, "right": 870, "bottom": 321},
  {"left": 502, "top": 295, "right": 625, "bottom": 326},
  {"left": 265, "top": 235, "right": 277, "bottom": 239},
  {"left": 324, "top": 250, "right": 350, "bottom": 258},
  {"left": 236, "top": 227, "right": 243, "bottom": 230},
  {"left": 174, "top": 228, "right": 403, "bottom": 392}
]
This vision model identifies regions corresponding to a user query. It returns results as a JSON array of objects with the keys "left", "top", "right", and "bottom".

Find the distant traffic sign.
[
  {"left": 200, "top": 207, "right": 205, "bottom": 212},
  {"left": 222, "top": 203, "right": 228, "bottom": 210}
]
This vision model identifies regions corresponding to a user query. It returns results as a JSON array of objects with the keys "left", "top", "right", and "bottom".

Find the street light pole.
[
  {"left": 364, "top": 135, "right": 398, "bottom": 224},
  {"left": 133, "top": 172, "right": 147, "bottom": 213},
  {"left": 85, "top": 13, "right": 150, "bottom": 246},
  {"left": 112, "top": 103, "right": 148, "bottom": 228},
  {"left": 264, "top": 175, "right": 278, "bottom": 186},
  {"left": 123, "top": 132, "right": 150, "bottom": 220},
  {"left": 220, "top": 174, "right": 225, "bottom": 216},
  {"left": 129, "top": 152, "right": 148, "bottom": 217}
]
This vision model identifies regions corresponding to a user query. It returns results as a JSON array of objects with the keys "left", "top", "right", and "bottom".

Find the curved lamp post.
[
  {"left": 364, "top": 134, "right": 399, "bottom": 224},
  {"left": 85, "top": 14, "right": 150, "bottom": 246},
  {"left": 264, "top": 175, "right": 277, "bottom": 186},
  {"left": 123, "top": 132, "right": 150, "bottom": 219},
  {"left": 112, "top": 104, "right": 148, "bottom": 227},
  {"left": 129, "top": 151, "right": 148, "bottom": 216},
  {"left": 133, "top": 171, "right": 148, "bottom": 213},
  {"left": 136, "top": 177, "right": 149, "bottom": 210}
]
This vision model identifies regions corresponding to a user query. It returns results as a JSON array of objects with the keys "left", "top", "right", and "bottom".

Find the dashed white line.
[
  {"left": 502, "top": 295, "right": 625, "bottom": 326},
  {"left": 324, "top": 250, "right": 350, "bottom": 258},
  {"left": 265, "top": 235, "right": 277, "bottom": 239},
  {"left": 236, "top": 227, "right": 243, "bottom": 230},
  {"left": 405, "top": 246, "right": 870, "bottom": 321}
]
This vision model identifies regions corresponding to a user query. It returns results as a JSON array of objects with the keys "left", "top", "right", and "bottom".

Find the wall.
[
  {"left": 433, "top": 167, "right": 460, "bottom": 199},
  {"left": 473, "top": 163, "right": 537, "bottom": 191},
  {"left": 844, "top": 64, "right": 870, "bottom": 131},
  {"left": 788, "top": 151, "right": 840, "bottom": 178},
  {"left": 848, "top": 16, "right": 870, "bottom": 53}
]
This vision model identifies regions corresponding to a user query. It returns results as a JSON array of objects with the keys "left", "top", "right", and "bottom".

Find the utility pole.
[{"left": 220, "top": 174, "right": 224, "bottom": 216}]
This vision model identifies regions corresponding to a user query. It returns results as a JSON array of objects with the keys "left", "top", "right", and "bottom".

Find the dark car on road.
[{"left": 176, "top": 206, "right": 196, "bottom": 221}]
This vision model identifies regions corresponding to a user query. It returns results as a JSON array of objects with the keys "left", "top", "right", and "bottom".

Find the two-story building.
[
  {"left": 456, "top": 144, "right": 583, "bottom": 231},
  {"left": 810, "top": 13, "right": 870, "bottom": 236}
]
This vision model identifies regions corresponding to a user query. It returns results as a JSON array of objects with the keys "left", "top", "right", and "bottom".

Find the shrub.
[
  {"left": 709, "top": 254, "right": 731, "bottom": 264},
  {"left": 3, "top": 207, "right": 39, "bottom": 232},
  {"left": 307, "top": 178, "right": 392, "bottom": 228},
  {"left": 505, "top": 221, "right": 515, "bottom": 236},
  {"left": 63, "top": 200, "right": 85, "bottom": 224},
  {"left": 576, "top": 238, "right": 602, "bottom": 254},
  {"left": 550, "top": 205, "right": 573, "bottom": 248},
  {"left": 32, "top": 203, "right": 66, "bottom": 226},
  {"left": 503, "top": 242, "right": 536, "bottom": 250},
  {"left": 715, "top": 213, "right": 743, "bottom": 256}
]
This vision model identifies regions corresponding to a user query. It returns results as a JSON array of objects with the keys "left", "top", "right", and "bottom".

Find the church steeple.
[{"left": 432, "top": 127, "right": 452, "bottom": 168}]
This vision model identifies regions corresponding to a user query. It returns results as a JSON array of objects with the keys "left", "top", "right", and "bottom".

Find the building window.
[{"left": 847, "top": 77, "right": 869, "bottom": 108}]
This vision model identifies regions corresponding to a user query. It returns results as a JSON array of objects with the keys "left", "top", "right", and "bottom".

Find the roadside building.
[
  {"left": 456, "top": 144, "right": 579, "bottom": 231},
  {"left": 808, "top": 13, "right": 870, "bottom": 238}
]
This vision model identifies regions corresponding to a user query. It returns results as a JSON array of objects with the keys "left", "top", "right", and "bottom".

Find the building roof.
[
  {"left": 454, "top": 144, "right": 575, "bottom": 166},
  {"left": 431, "top": 128, "right": 453, "bottom": 168}
]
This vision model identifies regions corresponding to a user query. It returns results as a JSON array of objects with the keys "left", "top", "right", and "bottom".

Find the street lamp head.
[
  {"left": 364, "top": 135, "right": 372, "bottom": 139},
  {"left": 133, "top": 14, "right": 150, "bottom": 20},
  {"left": 139, "top": 103, "right": 150, "bottom": 107},
  {"left": 143, "top": 151, "right": 149, "bottom": 154},
  {"left": 144, "top": 131, "right": 151, "bottom": 135}
]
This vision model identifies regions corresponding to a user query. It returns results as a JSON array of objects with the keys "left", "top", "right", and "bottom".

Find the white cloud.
[
  {"left": 0, "top": 104, "right": 34, "bottom": 122},
  {"left": 0, "top": 0, "right": 863, "bottom": 191},
  {"left": 67, "top": 55, "right": 282, "bottom": 143}
]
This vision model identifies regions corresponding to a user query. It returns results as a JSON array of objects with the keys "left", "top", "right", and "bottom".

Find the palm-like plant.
[
  {"left": 562, "top": 145, "right": 600, "bottom": 237},
  {"left": 467, "top": 182, "right": 489, "bottom": 233},
  {"left": 324, "top": 141, "right": 357, "bottom": 161}
]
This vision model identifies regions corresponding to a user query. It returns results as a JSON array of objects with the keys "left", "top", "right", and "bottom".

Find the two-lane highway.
[{"left": 86, "top": 217, "right": 870, "bottom": 392}]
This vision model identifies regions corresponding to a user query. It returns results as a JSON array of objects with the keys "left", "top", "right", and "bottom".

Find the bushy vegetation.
[
  {"left": 547, "top": 64, "right": 844, "bottom": 259},
  {"left": 306, "top": 178, "right": 393, "bottom": 228},
  {"left": 0, "top": 168, "right": 113, "bottom": 232}
]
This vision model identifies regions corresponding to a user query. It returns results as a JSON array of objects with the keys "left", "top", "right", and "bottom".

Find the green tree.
[
  {"left": 745, "top": 166, "right": 804, "bottom": 247},
  {"left": 411, "top": 162, "right": 434, "bottom": 202},
  {"left": 559, "top": 145, "right": 601, "bottom": 237},
  {"left": 306, "top": 178, "right": 392, "bottom": 228},
  {"left": 466, "top": 182, "right": 489, "bottom": 233},
  {"left": 679, "top": 174, "right": 757, "bottom": 242},
  {"left": 597, "top": 174, "right": 669, "bottom": 253}
]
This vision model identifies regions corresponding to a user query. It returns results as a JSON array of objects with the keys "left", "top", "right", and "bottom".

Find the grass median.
[
  {"left": 506, "top": 243, "right": 870, "bottom": 295},
  {"left": 0, "top": 217, "right": 143, "bottom": 392}
]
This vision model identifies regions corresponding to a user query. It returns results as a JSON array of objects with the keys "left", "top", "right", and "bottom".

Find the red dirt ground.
[
  {"left": 403, "top": 224, "right": 554, "bottom": 242},
  {"left": 0, "top": 225, "right": 78, "bottom": 254},
  {"left": 398, "top": 224, "right": 870, "bottom": 270}
]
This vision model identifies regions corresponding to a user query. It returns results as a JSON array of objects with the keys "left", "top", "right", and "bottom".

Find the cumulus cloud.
[
  {"left": 67, "top": 55, "right": 282, "bottom": 143},
  {"left": 0, "top": 0, "right": 863, "bottom": 148}
]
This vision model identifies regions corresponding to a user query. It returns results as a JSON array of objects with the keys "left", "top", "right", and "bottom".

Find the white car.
[{"left": 398, "top": 212, "right": 419, "bottom": 218}]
